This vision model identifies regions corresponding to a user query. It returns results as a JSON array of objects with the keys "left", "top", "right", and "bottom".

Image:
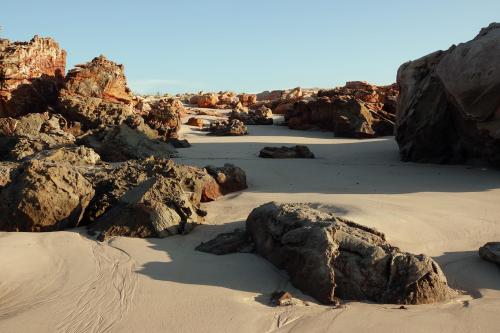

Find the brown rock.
[
  {"left": 195, "top": 229, "right": 253, "bottom": 255},
  {"left": 246, "top": 202, "right": 455, "bottom": 305},
  {"left": 270, "top": 291, "right": 294, "bottom": 306},
  {"left": 205, "top": 163, "right": 247, "bottom": 195},
  {"left": 187, "top": 117, "right": 205, "bottom": 128},
  {"left": 197, "top": 93, "right": 219, "bottom": 108},
  {"left": 259, "top": 145, "right": 315, "bottom": 158},
  {"left": 143, "top": 97, "right": 184, "bottom": 139},
  {"left": 238, "top": 93, "right": 257, "bottom": 107},
  {"left": 0, "top": 36, "right": 66, "bottom": 118},
  {"left": 58, "top": 55, "right": 134, "bottom": 129},
  {"left": 209, "top": 119, "right": 248, "bottom": 136},
  {"left": 479, "top": 242, "right": 500, "bottom": 266}
]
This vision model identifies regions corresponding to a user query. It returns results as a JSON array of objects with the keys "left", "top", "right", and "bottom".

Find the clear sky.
[{"left": 1, "top": 1, "right": 499, "bottom": 94}]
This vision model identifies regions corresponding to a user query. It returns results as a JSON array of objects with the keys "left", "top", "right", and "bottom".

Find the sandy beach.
[{"left": 1, "top": 115, "right": 499, "bottom": 333}]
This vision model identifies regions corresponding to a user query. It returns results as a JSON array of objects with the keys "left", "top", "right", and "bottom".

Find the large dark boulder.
[
  {"left": 396, "top": 23, "right": 500, "bottom": 165},
  {"left": 245, "top": 202, "right": 454, "bottom": 305}
]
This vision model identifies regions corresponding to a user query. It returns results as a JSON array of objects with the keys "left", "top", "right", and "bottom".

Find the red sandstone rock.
[
  {"left": 187, "top": 117, "right": 205, "bottom": 128},
  {"left": 197, "top": 93, "right": 219, "bottom": 108},
  {"left": 0, "top": 36, "right": 66, "bottom": 118},
  {"left": 144, "top": 98, "right": 184, "bottom": 139},
  {"left": 238, "top": 93, "right": 257, "bottom": 107}
]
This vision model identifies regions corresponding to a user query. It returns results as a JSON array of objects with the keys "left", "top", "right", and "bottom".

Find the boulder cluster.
[
  {"left": 197, "top": 202, "right": 456, "bottom": 305},
  {"left": 0, "top": 35, "right": 247, "bottom": 236},
  {"left": 186, "top": 91, "right": 257, "bottom": 109},
  {"left": 282, "top": 82, "right": 398, "bottom": 138},
  {"left": 395, "top": 23, "right": 500, "bottom": 166}
]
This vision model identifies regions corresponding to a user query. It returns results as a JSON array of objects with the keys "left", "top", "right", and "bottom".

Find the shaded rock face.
[
  {"left": 396, "top": 23, "right": 500, "bottom": 165},
  {"left": 0, "top": 112, "right": 75, "bottom": 161},
  {"left": 92, "top": 176, "right": 206, "bottom": 240},
  {"left": 58, "top": 55, "right": 134, "bottom": 129},
  {"left": 479, "top": 242, "right": 500, "bottom": 266},
  {"left": 209, "top": 119, "right": 248, "bottom": 136},
  {"left": 285, "top": 82, "right": 398, "bottom": 138},
  {"left": 259, "top": 145, "right": 315, "bottom": 159},
  {"left": 0, "top": 159, "right": 94, "bottom": 231},
  {"left": 245, "top": 202, "right": 454, "bottom": 305},
  {"left": 0, "top": 36, "right": 66, "bottom": 118},
  {"left": 195, "top": 228, "right": 254, "bottom": 255}
]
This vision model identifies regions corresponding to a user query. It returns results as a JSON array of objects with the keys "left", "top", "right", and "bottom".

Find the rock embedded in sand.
[
  {"left": 479, "top": 242, "right": 500, "bottom": 266},
  {"left": 259, "top": 145, "right": 315, "bottom": 159},
  {"left": 396, "top": 23, "right": 500, "bottom": 165},
  {"left": 195, "top": 229, "right": 254, "bottom": 255},
  {"left": 245, "top": 202, "right": 454, "bottom": 305},
  {"left": 187, "top": 117, "right": 205, "bottom": 128},
  {"left": 0, "top": 35, "right": 66, "bottom": 118},
  {"left": 209, "top": 119, "right": 248, "bottom": 136},
  {"left": 205, "top": 163, "right": 248, "bottom": 195}
]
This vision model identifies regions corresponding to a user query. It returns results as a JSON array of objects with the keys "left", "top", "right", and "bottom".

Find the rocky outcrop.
[
  {"left": 209, "top": 119, "right": 248, "bottom": 136},
  {"left": 78, "top": 116, "right": 176, "bottom": 162},
  {"left": 238, "top": 93, "right": 257, "bottom": 107},
  {"left": 58, "top": 55, "right": 134, "bottom": 129},
  {"left": 479, "top": 242, "right": 500, "bottom": 266},
  {"left": 395, "top": 23, "right": 500, "bottom": 165},
  {"left": 284, "top": 82, "right": 398, "bottom": 138},
  {"left": 142, "top": 97, "right": 185, "bottom": 139},
  {"left": 197, "top": 93, "right": 219, "bottom": 108},
  {"left": 259, "top": 145, "right": 315, "bottom": 158},
  {"left": 0, "top": 36, "right": 66, "bottom": 118},
  {"left": 199, "top": 202, "right": 455, "bottom": 305},
  {"left": 229, "top": 106, "right": 273, "bottom": 125}
]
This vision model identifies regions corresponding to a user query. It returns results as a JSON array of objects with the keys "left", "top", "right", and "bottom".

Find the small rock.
[
  {"left": 170, "top": 138, "right": 191, "bottom": 148},
  {"left": 259, "top": 145, "right": 315, "bottom": 159},
  {"left": 479, "top": 242, "right": 500, "bottom": 265},
  {"left": 270, "top": 291, "right": 293, "bottom": 306}
]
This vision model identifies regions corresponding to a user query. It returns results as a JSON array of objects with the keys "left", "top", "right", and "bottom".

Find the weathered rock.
[
  {"left": 238, "top": 93, "right": 257, "bottom": 107},
  {"left": 0, "top": 162, "right": 19, "bottom": 188},
  {"left": 0, "top": 36, "right": 66, "bottom": 118},
  {"left": 187, "top": 117, "right": 205, "bottom": 128},
  {"left": 230, "top": 106, "right": 273, "bottom": 125},
  {"left": 246, "top": 202, "right": 454, "bottom": 305},
  {"left": 196, "top": 228, "right": 254, "bottom": 255},
  {"left": 197, "top": 93, "right": 219, "bottom": 108},
  {"left": 209, "top": 119, "right": 248, "bottom": 136},
  {"left": 205, "top": 163, "right": 247, "bottom": 194},
  {"left": 169, "top": 138, "right": 191, "bottom": 148},
  {"left": 259, "top": 145, "right": 315, "bottom": 159},
  {"left": 92, "top": 176, "right": 206, "bottom": 240},
  {"left": 479, "top": 242, "right": 500, "bottom": 266},
  {"left": 0, "top": 159, "right": 94, "bottom": 231},
  {"left": 284, "top": 82, "right": 397, "bottom": 138},
  {"left": 396, "top": 23, "right": 500, "bottom": 165},
  {"left": 78, "top": 117, "right": 176, "bottom": 162},
  {"left": 58, "top": 55, "right": 134, "bottom": 129},
  {"left": 0, "top": 112, "right": 75, "bottom": 161},
  {"left": 143, "top": 97, "right": 184, "bottom": 139}
]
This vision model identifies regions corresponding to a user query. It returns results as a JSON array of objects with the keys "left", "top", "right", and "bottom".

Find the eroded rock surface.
[
  {"left": 396, "top": 23, "right": 500, "bottom": 165},
  {"left": 199, "top": 202, "right": 455, "bottom": 305},
  {"left": 209, "top": 119, "right": 248, "bottom": 136},
  {"left": 479, "top": 242, "right": 500, "bottom": 266},
  {"left": 0, "top": 36, "right": 66, "bottom": 118}
]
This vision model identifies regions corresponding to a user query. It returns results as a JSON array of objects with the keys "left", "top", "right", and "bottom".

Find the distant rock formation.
[
  {"left": 396, "top": 23, "right": 500, "bottom": 165},
  {"left": 0, "top": 35, "right": 66, "bottom": 118},
  {"left": 284, "top": 82, "right": 398, "bottom": 138}
]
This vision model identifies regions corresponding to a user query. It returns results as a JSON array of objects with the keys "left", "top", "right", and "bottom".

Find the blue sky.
[{"left": 1, "top": 1, "right": 499, "bottom": 94}]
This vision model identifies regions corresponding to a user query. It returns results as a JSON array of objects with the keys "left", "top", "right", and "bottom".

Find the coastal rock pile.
[
  {"left": 284, "top": 82, "right": 398, "bottom": 138},
  {"left": 198, "top": 202, "right": 455, "bottom": 305},
  {"left": 0, "top": 35, "right": 248, "bottom": 237},
  {"left": 229, "top": 105, "right": 273, "bottom": 125},
  {"left": 187, "top": 91, "right": 258, "bottom": 109},
  {"left": 396, "top": 23, "right": 500, "bottom": 165}
]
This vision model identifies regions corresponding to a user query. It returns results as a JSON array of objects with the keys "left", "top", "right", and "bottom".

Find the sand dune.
[{"left": 1, "top": 118, "right": 500, "bottom": 332}]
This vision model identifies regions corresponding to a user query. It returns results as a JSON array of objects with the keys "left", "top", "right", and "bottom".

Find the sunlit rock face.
[{"left": 0, "top": 35, "right": 66, "bottom": 118}]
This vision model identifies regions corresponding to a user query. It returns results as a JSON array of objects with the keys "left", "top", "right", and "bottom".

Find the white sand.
[{"left": 1, "top": 116, "right": 500, "bottom": 332}]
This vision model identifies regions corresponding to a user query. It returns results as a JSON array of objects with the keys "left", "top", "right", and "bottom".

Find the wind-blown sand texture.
[{"left": 1, "top": 114, "right": 499, "bottom": 332}]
